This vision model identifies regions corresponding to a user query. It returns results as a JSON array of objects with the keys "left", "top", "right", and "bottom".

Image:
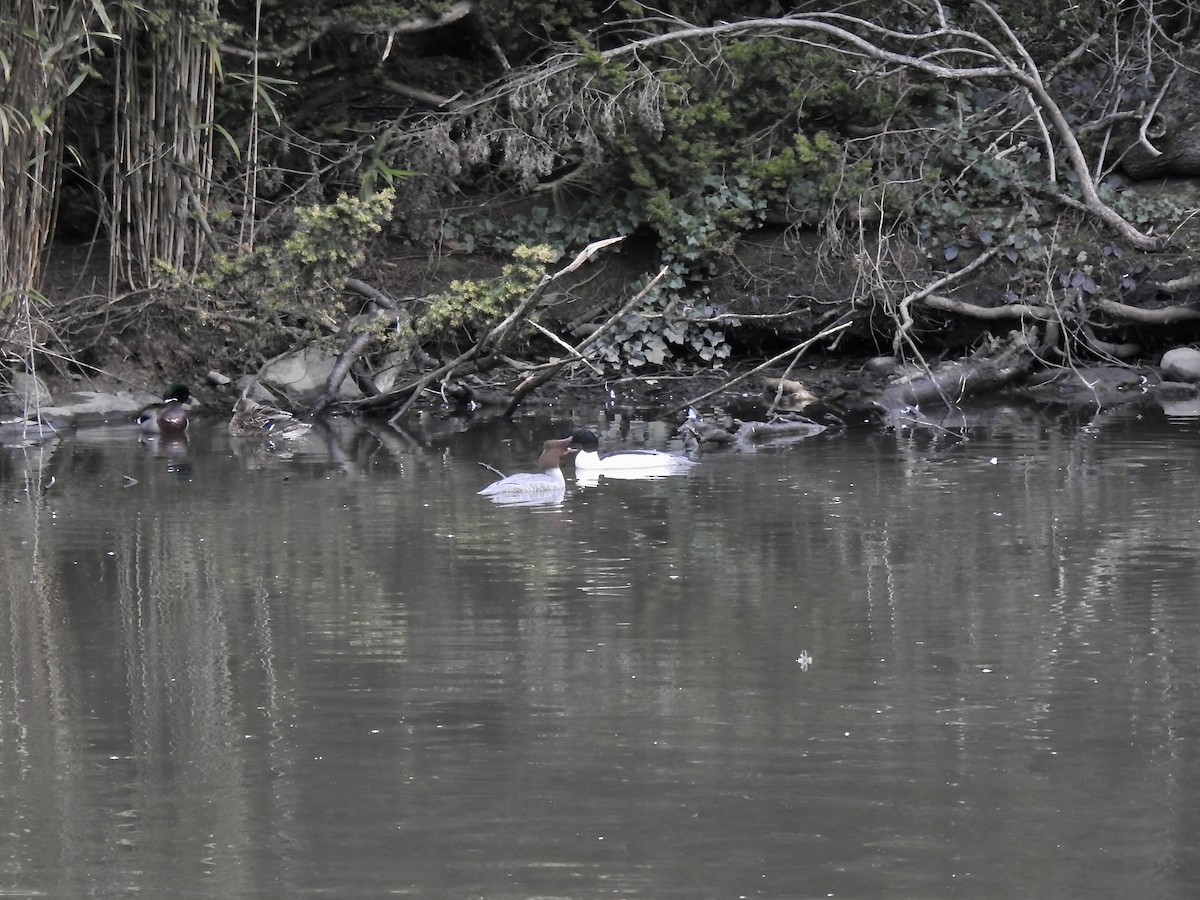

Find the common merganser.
[
  {"left": 137, "top": 383, "right": 191, "bottom": 435},
  {"left": 570, "top": 428, "right": 697, "bottom": 479},
  {"left": 478, "top": 438, "right": 576, "bottom": 498}
]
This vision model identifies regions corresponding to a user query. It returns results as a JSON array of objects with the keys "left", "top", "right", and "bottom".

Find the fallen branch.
[
  {"left": 733, "top": 418, "right": 827, "bottom": 451},
  {"left": 1156, "top": 271, "right": 1200, "bottom": 295},
  {"left": 311, "top": 279, "right": 411, "bottom": 415},
  {"left": 675, "top": 319, "right": 853, "bottom": 413},
  {"left": 313, "top": 331, "right": 373, "bottom": 415},
  {"left": 875, "top": 327, "right": 1039, "bottom": 415}
]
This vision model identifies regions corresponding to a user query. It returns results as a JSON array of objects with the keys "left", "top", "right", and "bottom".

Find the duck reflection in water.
[{"left": 140, "top": 433, "right": 192, "bottom": 479}]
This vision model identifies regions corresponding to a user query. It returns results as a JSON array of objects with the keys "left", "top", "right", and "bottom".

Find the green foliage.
[
  {"left": 192, "top": 188, "right": 396, "bottom": 339},
  {"left": 418, "top": 244, "right": 559, "bottom": 342},
  {"left": 593, "top": 277, "right": 731, "bottom": 371},
  {"left": 612, "top": 39, "right": 891, "bottom": 255},
  {"left": 441, "top": 187, "right": 639, "bottom": 255}
]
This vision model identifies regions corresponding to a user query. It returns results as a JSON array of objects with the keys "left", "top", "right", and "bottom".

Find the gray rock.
[
  {"left": 235, "top": 376, "right": 282, "bottom": 404},
  {"left": 0, "top": 372, "right": 53, "bottom": 415},
  {"left": 38, "top": 390, "right": 157, "bottom": 427},
  {"left": 1160, "top": 347, "right": 1200, "bottom": 383},
  {"left": 256, "top": 347, "right": 363, "bottom": 403}
]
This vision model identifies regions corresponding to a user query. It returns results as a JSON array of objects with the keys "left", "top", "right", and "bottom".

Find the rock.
[
  {"left": 256, "top": 347, "right": 364, "bottom": 403},
  {"left": 206, "top": 370, "right": 232, "bottom": 387},
  {"left": 1158, "top": 395, "right": 1200, "bottom": 418},
  {"left": 865, "top": 356, "right": 900, "bottom": 375},
  {"left": 36, "top": 390, "right": 157, "bottom": 427},
  {"left": 0, "top": 372, "right": 53, "bottom": 415},
  {"left": 371, "top": 349, "right": 419, "bottom": 394},
  {"left": 1160, "top": 347, "right": 1200, "bottom": 383},
  {"left": 235, "top": 376, "right": 282, "bottom": 404}
]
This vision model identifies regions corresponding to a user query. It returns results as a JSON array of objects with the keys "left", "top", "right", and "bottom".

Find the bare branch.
[
  {"left": 371, "top": 237, "right": 627, "bottom": 421},
  {"left": 675, "top": 320, "right": 853, "bottom": 413},
  {"left": 1095, "top": 297, "right": 1200, "bottom": 323},
  {"left": 922, "top": 293, "right": 1054, "bottom": 320},
  {"left": 502, "top": 264, "right": 670, "bottom": 416},
  {"left": 1137, "top": 67, "right": 1176, "bottom": 158},
  {"left": 894, "top": 246, "right": 1003, "bottom": 351}
]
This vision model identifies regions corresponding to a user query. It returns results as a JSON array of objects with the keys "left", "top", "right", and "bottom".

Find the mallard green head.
[{"left": 162, "top": 383, "right": 191, "bottom": 403}]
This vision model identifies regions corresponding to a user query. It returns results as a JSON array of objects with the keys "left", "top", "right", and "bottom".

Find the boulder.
[
  {"left": 255, "top": 347, "right": 364, "bottom": 403},
  {"left": 0, "top": 372, "right": 53, "bottom": 415},
  {"left": 37, "top": 390, "right": 157, "bottom": 427},
  {"left": 1160, "top": 347, "right": 1200, "bottom": 383}
]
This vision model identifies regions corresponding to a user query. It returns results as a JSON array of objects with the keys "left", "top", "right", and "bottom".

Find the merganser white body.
[
  {"left": 570, "top": 429, "right": 697, "bottom": 479},
  {"left": 478, "top": 438, "right": 576, "bottom": 498}
]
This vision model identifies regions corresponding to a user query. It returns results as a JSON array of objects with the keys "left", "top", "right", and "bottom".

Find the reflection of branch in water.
[{"left": 0, "top": 443, "right": 80, "bottom": 876}]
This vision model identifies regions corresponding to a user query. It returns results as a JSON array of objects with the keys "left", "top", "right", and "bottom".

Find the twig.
[
  {"left": 674, "top": 320, "right": 853, "bottom": 413},
  {"left": 526, "top": 319, "right": 603, "bottom": 374},
  {"left": 502, "top": 264, "right": 669, "bottom": 416},
  {"left": 894, "top": 246, "right": 1002, "bottom": 350},
  {"left": 1137, "top": 68, "right": 1176, "bottom": 158},
  {"left": 382, "top": 236, "right": 625, "bottom": 422}
]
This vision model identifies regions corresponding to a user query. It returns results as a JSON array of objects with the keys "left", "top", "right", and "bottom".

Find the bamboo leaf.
[
  {"left": 255, "top": 83, "right": 284, "bottom": 125},
  {"left": 64, "top": 72, "right": 89, "bottom": 98},
  {"left": 208, "top": 122, "right": 242, "bottom": 161},
  {"left": 87, "top": 0, "right": 116, "bottom": 35}
]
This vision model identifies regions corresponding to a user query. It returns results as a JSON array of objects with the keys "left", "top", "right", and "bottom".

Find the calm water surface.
[{"left": 3, "top": 405, "right": 1200, "bottom": 899}]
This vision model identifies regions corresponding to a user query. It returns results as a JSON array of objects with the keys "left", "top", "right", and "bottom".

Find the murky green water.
[{"left": 3, "top": 405, "right": 1200, "bottom": 899}]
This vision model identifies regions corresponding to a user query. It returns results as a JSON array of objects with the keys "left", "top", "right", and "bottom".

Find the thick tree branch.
[
  {"left": 1095, "top": 297, "right": 1200, "bottom": 323},
  {"left": 922, "top": 293, "right": 1054, "bottom": 320}
]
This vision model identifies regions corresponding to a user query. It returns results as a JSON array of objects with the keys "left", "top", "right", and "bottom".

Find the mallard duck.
[
  {"left": 137, "top": 383, "right": 191, "bottom": 435},
  {"left": 230, "top": 396, "right": 312, "bottom": 440}
]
